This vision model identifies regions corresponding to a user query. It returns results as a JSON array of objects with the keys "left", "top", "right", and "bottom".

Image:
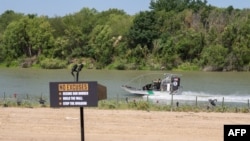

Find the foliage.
[
  {"left": 1, "top": 16, "right": 54, "bottom": 60},
  {"left": 149, "top": 0, "right": 208, "bottom": 12},
  {"left": 128, "top": 11, "right": 159, "bottom": 50},
  {"left": 175, "top": 62, "right": 200, "bottom": 71},
  {"left": 0, "top": 2, "right": 250, "bottom": 71},
  {"left": 40, "top": 58, "right": 67, "bottom": 69},
  {"left": 0, "top": 10, "right": 23, "bottom": 33},
  {"left": 200, "top": 44, "right": 228, "bottom": 70}
]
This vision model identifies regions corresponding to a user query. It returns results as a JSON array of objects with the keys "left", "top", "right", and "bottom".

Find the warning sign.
[{"left": 50, "top": 81, "right": 98, "bottom": 107}]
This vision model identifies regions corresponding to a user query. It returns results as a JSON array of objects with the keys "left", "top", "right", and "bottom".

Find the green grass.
[
  {"left": 173, "top": 62, "right": 200, "bottom": 71},
  {"left": 97, "top": 99, "right": 250, "bottom": 113},
  {"left": 0, "top": 97, "right": 47, "bottom": 108},
  {"left": 1, "top": 98, "right": 249, "bottom": 113}
]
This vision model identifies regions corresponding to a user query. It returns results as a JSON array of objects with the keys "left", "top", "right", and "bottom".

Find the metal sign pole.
[
  {"left": 72, "top": 64, "right": 84, "bottom": 141},
  {"left": 80, "top": 107, "right": 84, "bottom": 141},
  {"left": 76, "top": 72, "right": 85, "bottom": 141}
]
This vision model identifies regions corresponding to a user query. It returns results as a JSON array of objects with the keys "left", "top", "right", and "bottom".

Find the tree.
[
  {"left": 62, "top": 8, "right": 98, "bottom": 58},
  {"left": 230, "top": 18, "right": 250, "bottom": 70},
  {"left": 2, "top": 16, "right": 54, "bottom": 60},
  {"left": 100, "top": 10, "right": 133, "bottom": 59},
  {"left": 26, "top": 16, "right": 55, "bottom": 57},
  {"left": 200, "top": 45, "right": 228, "bottom": 71},
  {"left": 176, "top": 29, "right": 205, "bottom": 62},
  {"left": 48, "top": 16, "right": 67, "bottom": 38},
  {"left": 221, "top": 20, "right": 250, "bottom": 71},
  {"left": 52, "top": 37, "right": 69, "bottom": 59},
  {"left": 0, "top": 10, "right": 23, "bottom": 33},
  {"left": 127, "top": 11, "right": 159, "bottom": 50},
  {"left": 150, "top": 0, "right": 208, "bottom": 12},
  {"left": 150, "top": 0, "right": 188, "bottom": 12},
  {"left": 158, "top": 35, "right": 181, "bottom": 69},
  {"left": 222, "top": 24, "right": 237, "bottom": 52},
  {"left": 89, "top": 25, "right": 114, "bottom": 68}
]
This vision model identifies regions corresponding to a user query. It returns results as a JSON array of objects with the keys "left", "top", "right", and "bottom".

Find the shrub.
[
  {"left": 176, "top": 62, "right": 200, "bottom": 71},
  {"left": 40, "top": 58, "right": 67, "bottom": 69},
  {"left": 136, "top": 101, "right": 150, "bottom": 110}
]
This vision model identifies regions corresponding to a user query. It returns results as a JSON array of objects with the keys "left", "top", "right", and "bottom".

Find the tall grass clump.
[{"left": 40, "top": 58, "right": 67, "bottom": 69}]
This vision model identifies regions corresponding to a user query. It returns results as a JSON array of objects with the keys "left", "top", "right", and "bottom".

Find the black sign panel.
[{"left": 50, "top": 81, "right": 98, "bottom": 107}]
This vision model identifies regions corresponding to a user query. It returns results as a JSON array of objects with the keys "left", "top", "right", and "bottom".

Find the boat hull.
[{"left": 121, "top": 85, "right": 182, "bottom": 96}]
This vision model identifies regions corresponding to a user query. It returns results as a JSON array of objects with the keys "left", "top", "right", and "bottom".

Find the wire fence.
[
  {"left": 1, "top": 92, "right": 249, "bottom": 113},
  {"left": 109, "top": 94, "right": 250, "bottom": 112},
  {"left": 145, "top": 96, "right": 250, "bottom": 107},
  {"left": 0, "top": 92, "right": 47, "bottom": 107}
]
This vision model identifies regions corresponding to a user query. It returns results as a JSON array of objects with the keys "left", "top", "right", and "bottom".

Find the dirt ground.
[{"left": 0, "top": 107, "right": 249, "bottom": 141}]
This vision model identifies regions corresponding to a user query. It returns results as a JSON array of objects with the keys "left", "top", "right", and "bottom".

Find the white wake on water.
[{"left": 143, "top": 91, "right": 250, "bottom": 104}]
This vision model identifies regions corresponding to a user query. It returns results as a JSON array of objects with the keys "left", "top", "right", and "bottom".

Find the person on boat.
[
  {"left": 143, "top": 83, "right": 153, "bottom": 90},
  {"left": 156, "top": 78, "right": 161, "bottom": 90},
  {"left": 152, "top": 78, "right": 161, "bottom": 90}
]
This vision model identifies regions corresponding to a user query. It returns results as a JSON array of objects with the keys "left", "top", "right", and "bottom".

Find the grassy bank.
[
  {"left": 1, "top": 98, "right": 249, "bottom": 113},
  {"left": 98, "top": 100, "right": 250, "bottom": 113}
]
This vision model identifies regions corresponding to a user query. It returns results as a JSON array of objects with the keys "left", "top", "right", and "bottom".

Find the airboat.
[{"left": 121, "top": 72, "right": 183, "bottom": 96}]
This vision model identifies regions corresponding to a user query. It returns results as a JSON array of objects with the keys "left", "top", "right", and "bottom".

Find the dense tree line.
[{"left": 0, "top": 0, "right": 249, "bottom": 71}]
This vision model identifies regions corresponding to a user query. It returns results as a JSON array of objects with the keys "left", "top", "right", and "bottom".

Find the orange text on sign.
[{"left": 58, "top": 83, "right": 89, "bottom": 91}]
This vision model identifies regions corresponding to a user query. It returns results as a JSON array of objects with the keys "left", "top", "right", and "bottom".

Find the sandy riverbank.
[{"left": 0, "top": 107, "right": 249, "bottom": 141}]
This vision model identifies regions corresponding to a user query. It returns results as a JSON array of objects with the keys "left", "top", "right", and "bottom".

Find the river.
[{"left": 0, "top": 68, "right": 250, "bottom": 104}]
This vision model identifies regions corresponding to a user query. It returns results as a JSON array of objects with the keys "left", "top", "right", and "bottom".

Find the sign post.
[
  {"left": 72, "top": 64, "right": 85, "bottom": 141},
  {"left": 49, "top": 64, "right": 107, "bottom": 141}
]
